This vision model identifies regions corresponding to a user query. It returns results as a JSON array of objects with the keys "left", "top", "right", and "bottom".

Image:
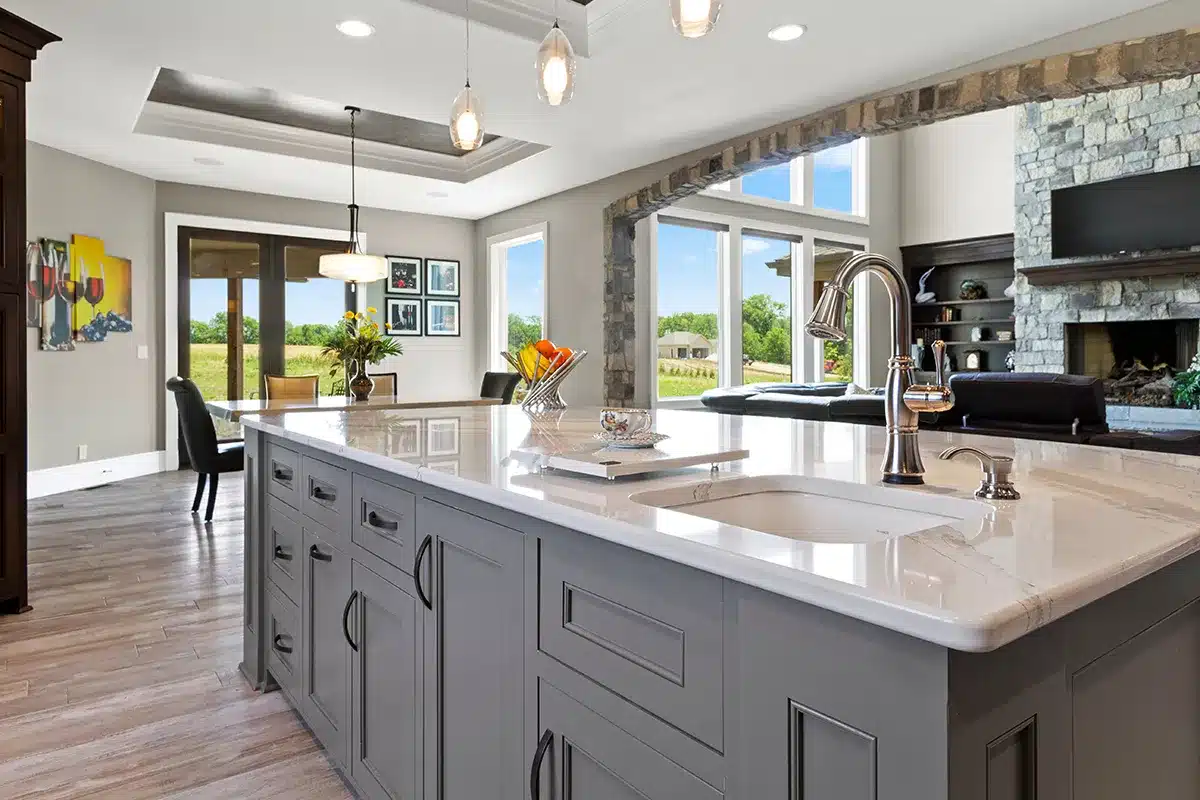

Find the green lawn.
[
  {"left": 656, "top": 358, "right": 793, "bottom": 399},
  {"left": 190, "top": 343, "right": 344, "bottom": 402}
]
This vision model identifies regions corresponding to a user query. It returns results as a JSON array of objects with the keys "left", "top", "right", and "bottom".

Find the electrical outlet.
[
  {"left": 137, "top": 345, "right": 149, "bottom": 360},
  {"left": 78, "top": 444, "right": 88, "bottom": 461}
]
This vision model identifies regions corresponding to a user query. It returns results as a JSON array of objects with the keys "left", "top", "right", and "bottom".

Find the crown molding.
[
  {"left": 134, "top": 102, "right": 546, "bottom": 184},
  {"left": 417, "top": 0, "right": 590, "bottom": 57}
]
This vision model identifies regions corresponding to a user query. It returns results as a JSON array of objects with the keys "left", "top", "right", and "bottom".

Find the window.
[
  {"left": 702, "top": 138, "right": 866, "bottom": 218},
  {"left": 283, "top": 243, "right": 354, "bottom": 397},
  {"left": 740, "top": 234, "right": 792, "bottom": 385},
  {"left": 488, "top": 225, "right": 546, "bottom": 370},
  {"left": 812, "top": 240, "right": 863, "bottom": 382},
  {"left": 656, "top": 221, "right": 721, "bottom": 400}
]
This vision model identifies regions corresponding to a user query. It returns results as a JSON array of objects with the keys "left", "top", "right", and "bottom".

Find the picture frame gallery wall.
[{"left": 384, "top": 256, "right": 459, "bottom": 338}]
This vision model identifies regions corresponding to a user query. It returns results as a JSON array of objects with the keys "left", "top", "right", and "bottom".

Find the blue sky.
[
  {"left": 506, "top": 238, "right": 545, "bottom": 319},
  {"left": 191, "top": 277, "right": 348, "bottom": 325}
]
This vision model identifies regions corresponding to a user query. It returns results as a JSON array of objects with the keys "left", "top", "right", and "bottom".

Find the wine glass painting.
[
  {"left": 25, "top": 241, "right": 42, "bottom": 328},
  {"left": 70, "top": 234, "right": 133, "bottom": 342},
  {"left": 37, "top": 239, "right": 74, "bottom": 351}
]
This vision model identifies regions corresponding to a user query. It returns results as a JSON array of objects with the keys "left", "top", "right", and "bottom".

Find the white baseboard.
[{"left": 28, "top": 450, "right": 170, "bottom": 499}]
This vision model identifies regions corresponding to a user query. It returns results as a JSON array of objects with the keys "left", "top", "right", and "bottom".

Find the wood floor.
[{"left": 0, "top": 470, "right": 351, "bottom": 799}]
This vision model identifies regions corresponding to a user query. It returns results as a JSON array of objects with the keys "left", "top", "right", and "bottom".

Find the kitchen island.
[{"left": 239, "top": 406, "right": 1200, "bottom": 800}]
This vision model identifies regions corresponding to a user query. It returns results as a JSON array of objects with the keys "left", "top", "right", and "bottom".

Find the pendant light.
[
  {"left": 536, "top": 0, "right": 576, "bottom": 106},
  {"left": 319, "top": 106, "right": 388, "bottom": 284},
  {"left": 670, "top": 0, "right": 721, "bottom": 38},
  {"left": 450, "top": 0, "right": 485, "bottom": 150}
]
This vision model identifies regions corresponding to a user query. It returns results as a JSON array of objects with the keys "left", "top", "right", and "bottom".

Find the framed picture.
[
  {"left": 425, "top": 299, "right": 460, "bottom": 337},
  {"left": 426, "top": 418, "right": 461, "bottom": 457},
  {"left": 386, "top": 297, "right": 422, "bottom": 336},
  {"left": 426, "top": 258, "right": 460, "bottom": 297},
  {"left": 386, "top": 256, "right": 422, "bottom": 295},
  {"left": 388, "top": 420, "right": 422, "bottom": 459}
]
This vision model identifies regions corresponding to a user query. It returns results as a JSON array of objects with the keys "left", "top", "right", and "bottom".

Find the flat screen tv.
[{"left": 1051, "top": 164, "right": 1200, "bottom": 259}]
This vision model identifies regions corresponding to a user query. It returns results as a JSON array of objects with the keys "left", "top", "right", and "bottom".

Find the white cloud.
[{"left": 742, "top": 238, "right": 772, "bottom": 255}]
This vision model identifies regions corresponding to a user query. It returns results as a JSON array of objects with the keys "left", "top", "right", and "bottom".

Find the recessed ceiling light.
[
  {"left": 194, "top": 157, "right": 223, "bottom": 166},
  {"left": 426, "top": 191, "right": 449, "bottom": 199},
  {"left": 767, "top": 23, "right": 807, "bottom": 42},
  {"left": 337, "top": 20, "right": 375, "bottom": 38}
]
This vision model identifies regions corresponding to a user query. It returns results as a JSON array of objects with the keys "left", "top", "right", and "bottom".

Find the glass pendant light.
[
  {"left": 536, "top": 0, "right": 575, "bottom": 106},
  {"left": 670, "top": 0, "right": 721, "bottom": 38},
  {"left": 319, "top": 106, "right": 388, "bottom": 284},
  {"left": 450, "top": 0, "right": 485, "bottom": 150}
]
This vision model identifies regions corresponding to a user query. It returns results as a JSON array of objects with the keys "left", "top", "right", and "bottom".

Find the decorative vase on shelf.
[
  {"left": 959, "top": 279, "right": 988, "bottom": 300},
  {"left": 348, "top": 360, "right": 374, "bottom": 402}
]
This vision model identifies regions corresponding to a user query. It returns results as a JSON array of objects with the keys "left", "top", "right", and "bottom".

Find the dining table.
[{"left": 205, "top": 394, "right": 502, "bottom": 422}]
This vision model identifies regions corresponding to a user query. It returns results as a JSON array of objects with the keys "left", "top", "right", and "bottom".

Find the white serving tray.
[{"left": 510, "top": 441, "right": 750, "bottom": 480}]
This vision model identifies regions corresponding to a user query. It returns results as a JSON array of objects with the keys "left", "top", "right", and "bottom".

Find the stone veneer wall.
[{"left": 1013, "top": 76, "right": 1200, "bottom": 372}]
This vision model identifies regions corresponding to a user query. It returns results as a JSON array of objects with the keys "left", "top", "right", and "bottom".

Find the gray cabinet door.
[
  {"left": 532, "top": 680, "right": 722, "bottom": 800},
  {"left": 419, "top": 499, "right": 525, "bottom": 800},
  {"left": 350, "top": 562, "right": 422, "bottom": 800},
  {"left": 301, "top": 526, "right": 352, "bottom": 768}
]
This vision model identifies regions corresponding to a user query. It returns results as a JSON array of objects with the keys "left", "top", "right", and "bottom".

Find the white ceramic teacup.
[{"left": 600, "top": 408, "right": 652, "bottom": 437}]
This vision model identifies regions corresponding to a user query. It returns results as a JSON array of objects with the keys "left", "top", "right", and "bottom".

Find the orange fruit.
[
  {"left": 534, "top": 339, "right": 558, "bottom": 359},
  {"left": 554, "top": 346, "right": 573, "bottom": 364}
]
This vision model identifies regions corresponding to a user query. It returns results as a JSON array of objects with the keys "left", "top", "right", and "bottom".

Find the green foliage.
[
  {"left": 658, "top": 312, "right": 718, "bottom": 340},
  {"left": 508, "top": 314, "right": 543, "bottom": 353},
  {"left": 1172, "top": 370, "right": 1200, "bottom": 409},
  {"left": 189, "top": 312, "right": 335, "bottom": 346},
  {"left": 742, "top": 294, "right": 786, "bottom": 338},
  {"left": 321, "top": 309, "right": 403, "bottom": 377}
]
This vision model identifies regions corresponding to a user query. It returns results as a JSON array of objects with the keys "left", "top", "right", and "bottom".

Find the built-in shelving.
[
  {"left": 941, "top": 340, "right": 1017, "bottom": 346},
  {"left": 915, "top": 298, "right": 1013, "bottom": 307}
]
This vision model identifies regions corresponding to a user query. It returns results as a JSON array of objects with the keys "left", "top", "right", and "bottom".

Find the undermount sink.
[{"left": 628, "top": 475, "right": 990, "bottom": 544}]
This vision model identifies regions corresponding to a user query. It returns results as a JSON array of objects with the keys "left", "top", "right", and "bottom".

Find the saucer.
[{"left": 593, "top": 431, "right": 670, "bottom": 450}]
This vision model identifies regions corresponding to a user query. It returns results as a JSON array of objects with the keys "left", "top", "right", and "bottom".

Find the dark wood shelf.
[
  {"left": 1018, "top": 250, "right": 1200, "bottom": 286},
  {"left": 916, "top": 318, "right": 1013, "bottom": 326},
  {"left": 941, "top": 340, "right": 1017, "bottom": 346},
  {"left": 914, "top": 298, "right": 1013, "bottom": 307}
]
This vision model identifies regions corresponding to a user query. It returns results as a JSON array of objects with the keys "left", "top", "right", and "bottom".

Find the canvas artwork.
[
  {"left": 387, "top": 256, "right": 422, "bottom": 295},
  {"left": 425, "top": 299, "right": 460, "bottom": 337},
  {"left": 25, "top": 241, "right": 42, "bottom": 328},
  {"left": 71, "top": 234, "right": 133, "bottom": 342},
  {"left": 426, "top": 259, "right": 460, "bottom": 297},
  {"left": 38, "top": 239, "right": 74, "bottom": 352},
  {"left": 387, "top": 297, "right": 422, "bottom": 336}
]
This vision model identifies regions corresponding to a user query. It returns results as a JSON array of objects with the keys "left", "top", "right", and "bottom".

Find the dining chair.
[
  {"left": 480, "top": 372, "right": 523, "bottom": 405},
  {"left": 370, "top": 372, "right": 398, "bottom": 399},
  {"left": 166, "top": 377, "right": 244, "bottom": 522},
  {"left": 264, "top": 374, "right": 320, "bottom": 402}
]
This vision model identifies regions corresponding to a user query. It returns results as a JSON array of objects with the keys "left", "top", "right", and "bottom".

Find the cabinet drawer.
[
  {"left": 539, "top": 532, "right": 724, "bottom": 750},
  {"left": 533, "top": 679, "right": 723, "bottom": 800},
  {"left": 301, "top": 455, "right": 351, "bottom": 543},
  {"left": 266, "top": 500, "right": 302, "bottom": 603},
  {"left": 266, "top": 586, "right": 301, "bottom": 700},
  {"left": 351, "top": 474, "right": 417, "bottom": 574},
  {"left": 265, "top": 442, "right": 301, "bottom": 508}
]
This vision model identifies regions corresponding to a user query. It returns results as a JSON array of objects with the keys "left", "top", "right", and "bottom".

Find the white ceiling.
[{"left": 9, "top": 0, "right": 1170, "bottom": 221}]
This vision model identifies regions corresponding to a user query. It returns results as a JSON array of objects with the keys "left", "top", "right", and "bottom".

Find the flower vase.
[{"left": 348, "top": 361, "right": 374, "bottom": 402}]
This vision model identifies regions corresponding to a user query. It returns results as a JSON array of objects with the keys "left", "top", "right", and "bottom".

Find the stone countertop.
[
  {"left": 206, "top": 395, "right": 500, "bottom": 421},
  {"left": 240, "top": 406, "right": 1200, "bottom": 652}
]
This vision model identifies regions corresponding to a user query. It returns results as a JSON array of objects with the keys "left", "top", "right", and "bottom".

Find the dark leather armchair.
[
  {"left": 480, "top": 372, "right": 522, "bottom": 404},
  {"left": 166, "top": 377, "right": 244, "bottom": 522}
]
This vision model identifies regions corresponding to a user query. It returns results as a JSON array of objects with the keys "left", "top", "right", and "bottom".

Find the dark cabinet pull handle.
[
  {"left": 272, "top": 634, "right": 293, "bottom": 655},
  {"left": 342, "top": 590, "right": 359, "bottom": 652},
  {"left": 366, "top": 510, "right": 399, "bottom": 531},
  {"left": 273, "top": 544, "right": 292, "bottom": 561},
  {"left": 272, "top": 463, "right": 293, "bottom": 483},
  {"left": 309, "top": 544, "right": 333, "bottom": 562},
  {"left": 414, "top": 534, "right": 433, "bottom": 611},
  {"left": 530, "top": 728, "right": 553, "bottom": 799},
  {"left": 311, "top": 484, "right": 337, "bottom": 503}
]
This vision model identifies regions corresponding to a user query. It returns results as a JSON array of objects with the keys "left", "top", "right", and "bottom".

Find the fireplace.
[{"left": 1065, "top": 320, "right": 1199, "bottom": 406}]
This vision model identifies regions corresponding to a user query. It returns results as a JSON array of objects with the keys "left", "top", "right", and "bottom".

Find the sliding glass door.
[{"left": 178, "top": 227, "right": 350, "bottom": 440}]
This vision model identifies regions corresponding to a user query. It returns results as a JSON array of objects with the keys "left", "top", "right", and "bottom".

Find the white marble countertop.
[
  {"left": 207, "top": 395, "right": 500, "bottom": 421},
  {"left": 240, "top": 406, "right": 1200, "bottom": 652}
]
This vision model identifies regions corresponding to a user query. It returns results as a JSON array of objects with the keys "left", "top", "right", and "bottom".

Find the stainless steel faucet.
[
  {"left": 939, "top": 446, "right": 1020, "bottom": 500},
  {"left": 805, "top": 252, "right": 954, "bottom": 485}
]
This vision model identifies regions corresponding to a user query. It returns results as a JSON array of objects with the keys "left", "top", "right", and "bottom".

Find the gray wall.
[
  {"left": 26, "top": 143, "right": 158, "bottom": 471},
  {"left": 476, "top": 132, "right": 901, "bottom": 402}
]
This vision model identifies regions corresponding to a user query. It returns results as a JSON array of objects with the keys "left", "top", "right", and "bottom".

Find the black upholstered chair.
[
  {"left": 480, "top": 371, "right": 523, "bottom": 404},
  {"left": 166, "top": 377, "right": 245, "bottom": 522}
]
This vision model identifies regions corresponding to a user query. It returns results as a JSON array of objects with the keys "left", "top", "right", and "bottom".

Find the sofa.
[{"left": 700, "top": 373, "right": 1200, "bottom": 456}]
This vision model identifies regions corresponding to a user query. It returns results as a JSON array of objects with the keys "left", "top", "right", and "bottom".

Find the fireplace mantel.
[{"left": 1019, "top": 251, "right": 1200, "bottom": 286}]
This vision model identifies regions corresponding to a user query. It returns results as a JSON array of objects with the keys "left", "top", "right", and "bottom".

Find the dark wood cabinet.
[{"left": 0, "top": 11, "right": 57, "bottom": 615}]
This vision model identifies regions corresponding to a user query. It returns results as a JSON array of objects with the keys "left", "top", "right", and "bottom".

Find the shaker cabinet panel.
[
  {"left": 532, "top": 680, "right": 722, "bottom": 800},
  {"left": 419, "top": 498, "right": 525, "bottom": 800},
  {"left": 350, "top": 562, "right": 422, "bottom": 800},
  {"left": 300, "top": 526, "right": 352, "bottom": 767}
]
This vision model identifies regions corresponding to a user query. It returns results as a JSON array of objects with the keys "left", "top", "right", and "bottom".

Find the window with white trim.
[
  {"left": 487, "top": 225, "right": 546, "bottom": 371},
  {"left": 705, "top": 139, "right": 867, "bottom": 218},
  {"left": 654, "top": 219, "right": 724, "bottom": 401}
]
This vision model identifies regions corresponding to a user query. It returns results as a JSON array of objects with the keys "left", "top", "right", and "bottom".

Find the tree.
[
  {"left": 742, "top": 323, "right": 763, "bottom": 363},
  {"left": 657, "top": 312, "right": 718, "bottom": 340},
  {"left": 762, "top": 325, "right": 791, "bottom": 366},
  {"left": 243, "top": 316, "right": 260, "bottom": 344},
  {"left": 508, "top": 314, "right": 542, "bottom": 353},
  {"left": 742, "top": 293, "right": 786, "bottom": 338}
]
